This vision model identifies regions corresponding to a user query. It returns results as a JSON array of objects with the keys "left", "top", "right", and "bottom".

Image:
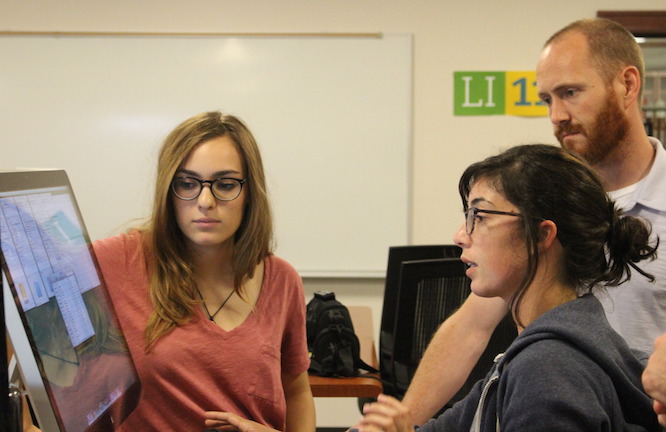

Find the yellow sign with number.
[{"left": 505, "top": 71, "right": 548, "bottom": 117}]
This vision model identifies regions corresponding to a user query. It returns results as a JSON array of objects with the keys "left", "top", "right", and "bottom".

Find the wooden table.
[{"left": 308, "top": 306, "right": 383, "bottom": 397}]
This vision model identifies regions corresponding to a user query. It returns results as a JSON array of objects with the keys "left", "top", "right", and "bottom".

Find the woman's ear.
[{"left": 537, "top": 219, "right": 558, "bottom": 252}]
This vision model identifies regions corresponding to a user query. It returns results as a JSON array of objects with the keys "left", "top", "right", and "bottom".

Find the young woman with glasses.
[
  {"left": 92, "top": 111, "right": 315, "bottom": 431},
  {"left": 353, "top": 144, "right": 660, "bottom": 431}
]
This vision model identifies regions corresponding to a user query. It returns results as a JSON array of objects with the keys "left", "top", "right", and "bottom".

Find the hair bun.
[{"left": 605, "top": 200, "right": 657, "bottom": 284}]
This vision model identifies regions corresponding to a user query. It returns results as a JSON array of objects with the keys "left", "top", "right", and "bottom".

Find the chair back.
[
  {"left": 379, "top": 245, "right": 461, "bottom": 395},
  {"left": 388, "top": 257, "right": 516, "bottom": 410}
]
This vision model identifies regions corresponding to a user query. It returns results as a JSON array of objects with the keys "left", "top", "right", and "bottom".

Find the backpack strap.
[{"left": 356, "top": 357, "right": 379, "bottom": 374}]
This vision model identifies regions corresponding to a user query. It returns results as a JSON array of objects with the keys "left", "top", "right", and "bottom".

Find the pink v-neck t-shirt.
[{"left": 93, "top": 230, "right": 309, "bottom": 431}]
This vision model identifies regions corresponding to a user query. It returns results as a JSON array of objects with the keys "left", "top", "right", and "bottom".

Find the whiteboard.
[{"left": 0, "top": 33, "right": 412, "bottom": 277}]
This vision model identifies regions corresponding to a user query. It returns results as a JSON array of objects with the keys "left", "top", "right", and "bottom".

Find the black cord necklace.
[
  {"left": 196, "top": 287, "right": 235, "bottom": 322},
  {"left": 38, "top": 350, "right": 80, "bottom": 366}
]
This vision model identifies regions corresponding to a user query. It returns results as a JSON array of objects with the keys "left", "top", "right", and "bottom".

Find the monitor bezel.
[{"left": 1, "top": 170, "right": 141, "bottom": 432}]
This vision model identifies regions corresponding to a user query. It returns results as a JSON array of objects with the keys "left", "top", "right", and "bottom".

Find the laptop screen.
[{"left": 1, "top": 170, "right": 140, "bottom": 432}]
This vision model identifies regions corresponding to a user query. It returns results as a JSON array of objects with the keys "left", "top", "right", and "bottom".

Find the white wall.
[{"left": 2, "top": 0, "right": 663, "bottom": 426}]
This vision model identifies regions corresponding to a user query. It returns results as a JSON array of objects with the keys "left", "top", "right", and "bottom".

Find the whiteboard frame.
[{"left": 0, "top": 32, "right": 412, "bottom": 277}]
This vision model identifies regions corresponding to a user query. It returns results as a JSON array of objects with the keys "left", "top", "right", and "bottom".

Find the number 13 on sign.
[{"left": 454, "top": 71, "right": 547, "bottom": 116}]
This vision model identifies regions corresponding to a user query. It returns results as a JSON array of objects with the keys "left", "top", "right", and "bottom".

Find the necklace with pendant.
[{"left": 196, "top": 287, "right": 235, "bottom": 322}]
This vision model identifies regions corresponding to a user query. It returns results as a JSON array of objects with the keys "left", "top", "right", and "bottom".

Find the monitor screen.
[{"left": 1, "top": 170, "right": 141, "bottom": 432}]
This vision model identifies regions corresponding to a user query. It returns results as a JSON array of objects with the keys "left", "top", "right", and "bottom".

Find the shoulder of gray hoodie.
[{"left": 419, "top": 294, "right": 661, "bottom": 432}]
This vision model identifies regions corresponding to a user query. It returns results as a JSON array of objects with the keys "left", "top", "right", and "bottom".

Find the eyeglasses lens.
[
  {"left": 465, "top": 208, "right": 476, "bottom": 235},
  {"left": 211, "top": 179, "right": 242, "bottom": 200}
]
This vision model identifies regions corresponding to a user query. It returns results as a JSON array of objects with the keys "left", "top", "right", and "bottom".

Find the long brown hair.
[{"left": 141, "top": 111, "right": 273, "bottom": 349}]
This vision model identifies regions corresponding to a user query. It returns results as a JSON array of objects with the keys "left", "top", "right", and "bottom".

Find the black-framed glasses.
[
  {"left": 465, "top": 207, "right": 523, "bottom": 235},
  {"left": 171, "top": 177, "right": 246, "bottom": 201}
]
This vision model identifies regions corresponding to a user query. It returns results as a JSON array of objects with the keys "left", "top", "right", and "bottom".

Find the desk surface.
[{"left": 308, "top": 305, "right": 383, "bottom": 397}]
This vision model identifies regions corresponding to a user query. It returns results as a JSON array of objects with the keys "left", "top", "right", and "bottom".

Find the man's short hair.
[{"left": 546, "top": 18, "right": 645, "bottom": 88}]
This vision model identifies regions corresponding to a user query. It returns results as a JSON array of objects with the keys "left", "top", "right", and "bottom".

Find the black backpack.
[{"left": 306, "top": 291, "right": 378, "bottom": 377}]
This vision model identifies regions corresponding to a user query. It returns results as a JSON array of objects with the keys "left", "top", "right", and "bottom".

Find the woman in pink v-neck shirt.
[{"left": 94, "top": 111, "right": 314, "bottom": 432}]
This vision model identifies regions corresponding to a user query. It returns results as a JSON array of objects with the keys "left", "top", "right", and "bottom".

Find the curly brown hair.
[{"left": 459, "top": 144, "right": 658, "bottom": 327}]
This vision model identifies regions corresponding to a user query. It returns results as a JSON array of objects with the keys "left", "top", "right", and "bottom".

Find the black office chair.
[
  {"left": 389, "top": 258, "right": 516, "bottom": 411},
  {"left": 378, "top": 245, "right": 462, "bottom": 397}
]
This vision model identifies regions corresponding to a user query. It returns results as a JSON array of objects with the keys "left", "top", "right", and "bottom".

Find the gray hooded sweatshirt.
[{"left": 420, "top": 294, "right": 660, "bottom": 432}]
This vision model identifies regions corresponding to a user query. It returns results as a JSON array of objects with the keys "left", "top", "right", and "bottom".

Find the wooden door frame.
[{"left": 597, "top": 11, "right": 666, "bottom": 37}]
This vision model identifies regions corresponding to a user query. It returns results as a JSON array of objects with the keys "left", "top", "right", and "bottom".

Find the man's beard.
[{"left": 556, "top": 95, "right": 628, "bottom": 165}]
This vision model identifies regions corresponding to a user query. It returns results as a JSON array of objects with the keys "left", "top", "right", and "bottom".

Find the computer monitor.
[{"left": 1, "top": 170, "right": 141, "bottom": 432}]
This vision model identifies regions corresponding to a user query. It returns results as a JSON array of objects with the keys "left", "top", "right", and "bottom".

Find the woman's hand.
[
  {"left": 652, "top": 400, "right": 666, "bottom": 427},
  {"left": 352, "top": 394, "right": 415, "bottom": 432},
  {"left": 204, "top": 411, "right": 280, "bottom": 432}
]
